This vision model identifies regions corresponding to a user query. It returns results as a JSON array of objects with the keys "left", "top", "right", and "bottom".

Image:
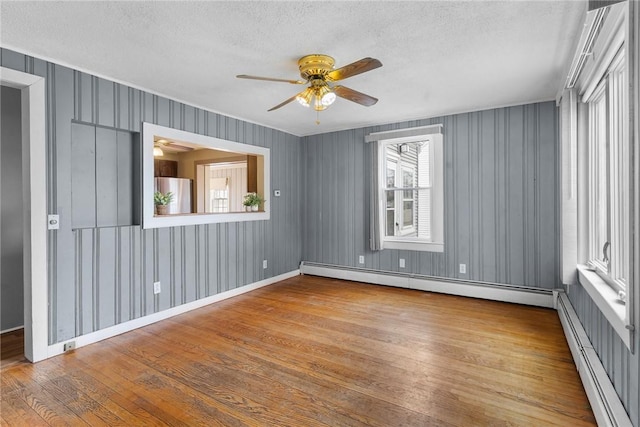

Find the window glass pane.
[
  {"left": 589, "top": 88, "right": 610, "bottom": 270},
  {"left": 386, "top": 161, "right": 396, "bottom": 187},
  {"left": 403, "top": 201, "right": 414, "bottom": 226},
  {"left": 386, "top": 190, "right": 394, "bottom": 208},
  {"left": 386, "top": 208, "right": 395, "bottom": 236},
  {"left": 384, "top": 189, "right": 429, "bottom": 239}
]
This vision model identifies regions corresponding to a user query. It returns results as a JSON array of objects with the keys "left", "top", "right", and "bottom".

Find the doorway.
[
  {"left": 0, "top": 66, "right": 48, "bottom": 362},
  {"left": 1, "top": 85, "right": 26, "bottom": 367}
]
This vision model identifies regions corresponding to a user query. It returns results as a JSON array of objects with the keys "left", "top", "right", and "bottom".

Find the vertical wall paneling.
[
  {"left": 302, "top": 102, "right": 560, "bottom": 290},
  {"left": 70, "top": 123, "right": 138, "bottom": 229},
  {"left": 538, "top": 104, "right": 560, "bottom": 287},
  {"left": 117, "top": 130, "right": 134, "bottom": 226},
  {"left": 77, "top": 229, "right": 94, "bottom": 335},
  {"left": 479, "top": 109, "right": 497, "bottom": 282},
  {"left": 1, "top": 47, "right": 303, "bottom": 345},
  {"left": 70, "top": 123, "right": 96, "bottom": 229},
  {"left": 95, "top": 127, "right": 118, "bottom": 227},
  {"left": 1, "top": 49, "right": 27, "bottom": 72},
  {"left": 96, "top": 78, "right": 115, "bottom": 128},
  {"left": 54, "top": 64, "right": 76, "bottom": 343},
  {"left": 97, "top": 228, "right": 117, "bottom": 329},
  {"left": 567, "top": 284, "right": 635, "bottom": 422},
  {"left": 117, "top": 227, "right": 131, "bottom": 323}
]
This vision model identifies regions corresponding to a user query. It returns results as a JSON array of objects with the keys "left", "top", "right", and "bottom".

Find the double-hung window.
[
  {"left": 584, "top": 47, "right": 628, "bottom": 294},
  {"left": 368, "top": 125, "right": 444, "bottom": 252},
  {"left": 562, "top": 1, "right": 632, "bottom": 348}
]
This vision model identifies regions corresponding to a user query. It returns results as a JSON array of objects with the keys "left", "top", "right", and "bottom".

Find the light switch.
[{"left": 48, "top": 214, "right": 60, "bottom": 230}]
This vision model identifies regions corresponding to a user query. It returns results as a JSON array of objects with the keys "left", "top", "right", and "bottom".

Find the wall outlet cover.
[
  {"left": 153, "top": 281, "right": 161, "bottom": 294},
  {"left": 48, "top": 214, "right": 60, "bottom": 230},
  {"left": 263, "top": 260, "right": 268, "bottom": 269},
  {"left": 358, "top": 255, "right": 365, "bottom": 264},
  {"left": 399, "top": 258, "right": 405, "bottom": 268},
  {"left": 459, "top": 264, "right": 466, "bottom": 274}
]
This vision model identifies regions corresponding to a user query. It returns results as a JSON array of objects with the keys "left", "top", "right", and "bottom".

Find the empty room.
[{"left": 0, "top": 1, "right": 638, "bottom": 426}]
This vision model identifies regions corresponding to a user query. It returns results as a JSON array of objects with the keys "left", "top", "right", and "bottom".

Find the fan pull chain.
[{"left": 316, "top": 110, "right": 320, "bottom": 125}]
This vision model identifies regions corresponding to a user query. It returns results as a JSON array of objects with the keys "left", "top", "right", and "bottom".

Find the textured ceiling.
[{"left": 0, "top": 1, "right": 586, "bottom": 136}]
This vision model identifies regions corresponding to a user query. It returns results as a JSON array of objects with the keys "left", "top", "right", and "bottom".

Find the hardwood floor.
[
  {"left": 0, "top": 275, "right": 595, "bottom": 426},
  {"left": 0, "top": 328, "right": 26, "bottom": 370}
]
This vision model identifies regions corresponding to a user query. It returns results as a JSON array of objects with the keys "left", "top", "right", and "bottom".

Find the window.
[
  {"left": 369, "top": 125, "right": 444, "bottom": 252},
  {"left": 563, "top": 0, "right": 631, "bottom": 348},
  {"left": 584, "top": 48, "right": 628, "bottom": 293},
  {"left": 197, "top": 161, "right": 248, "bottom": 213}
]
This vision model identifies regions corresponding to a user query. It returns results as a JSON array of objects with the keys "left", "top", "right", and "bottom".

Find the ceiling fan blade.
[
  {"left": 267, "top": 92, "right": 304, "bottom": 112},
  {"left": 334, "top": 86, "right": 378, "bottom": 107},
  {"left": 236, "top": 74, "right": 306, "bottom": 84},
  {"left": 326, "top": 58, "right": 382, "bottom": 81}
]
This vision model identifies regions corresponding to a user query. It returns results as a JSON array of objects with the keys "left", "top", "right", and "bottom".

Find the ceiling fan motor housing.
[{"left": 298, "top": 54, "right": 335, "bottom": 80}]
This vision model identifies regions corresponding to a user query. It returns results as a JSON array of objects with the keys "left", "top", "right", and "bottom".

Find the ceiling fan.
[{"left": 237, "top": 54, "right": 382, "bottom": 113}]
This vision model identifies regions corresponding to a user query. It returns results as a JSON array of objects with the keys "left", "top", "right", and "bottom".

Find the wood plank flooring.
[
  {"left": 0, "top": 328, "right": 26, "bottom": 370},
  {"left": 0, "top": 275, "right": 596, "bottom": 426}
]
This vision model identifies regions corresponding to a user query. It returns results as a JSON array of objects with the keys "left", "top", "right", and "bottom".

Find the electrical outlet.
[
  {"left": 459, "top": 264, "right": 466, "bottom": 274},
  {"left": 263, "top": 260, "right": 268, "bottom": 269},
  {"left": 153, "top": 281, "right": 161, "bottom": 294},
  {"left": 399, "top": 258, "right": 405, "bottom": 268},
  {"left": 63, "top": 341, "right": 76, "bottom": 352},
  {"left": 358, "top": 255, "right": 365, "bottom": 264}
]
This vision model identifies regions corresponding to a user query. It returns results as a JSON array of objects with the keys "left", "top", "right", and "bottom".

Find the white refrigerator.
[{"left": 154, "top": 177, "right": 192, "bottom": 214}]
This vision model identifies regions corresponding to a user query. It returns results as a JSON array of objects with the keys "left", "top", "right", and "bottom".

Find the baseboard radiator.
[
  {"left": 557, "top": 293, "right": 632, "bottom": 427},
  {"left": 300, "top": 261, "right": 555, "bottom": 308},
  {"left": 301, "top": 261, "right": 632, "bottom": 426}
]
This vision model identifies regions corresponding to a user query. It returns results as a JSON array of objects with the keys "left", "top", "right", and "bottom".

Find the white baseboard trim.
[
  {"left": 300, "top": 262, "right": 555, "bottom": 308},
  {"left": 47, "top": 269, "right": 300, "bottom": 359},
  {"left": 557, "top": 293, "right": 632, "bottom": 427},
  {"left": 1, "top": 325, "right": 25, "bottom": 335}
]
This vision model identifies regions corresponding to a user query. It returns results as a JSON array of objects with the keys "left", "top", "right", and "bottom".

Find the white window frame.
[
  {"left": 565, "top": 1, "right": 632, "bottom": 349},
  {"left": 584, "top": 47, "right": 628, "bottom": 295},
  {"left": 376, "top": 131, "right": 444, "bottom": 252}
]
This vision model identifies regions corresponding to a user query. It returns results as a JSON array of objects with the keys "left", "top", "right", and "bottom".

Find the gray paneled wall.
[
  {"left": 70, "top": 122, "right": 138, "bottom": 229},
  {"left": 302, "top": 102, "right": 560, "bottom": 289},
  {"left": 567, "top": 284, "right": 637, "bottom": 423},
  {"left": 1, "top": 47, "right": 302, "bottom": 344}
]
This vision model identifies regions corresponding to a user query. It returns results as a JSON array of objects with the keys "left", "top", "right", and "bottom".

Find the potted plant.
[
  {"left": 154, "top": 191, "right": 174, "bottom": 215},
  {"left": 242, "top": 192, "right": 264, "bottom": 212}
]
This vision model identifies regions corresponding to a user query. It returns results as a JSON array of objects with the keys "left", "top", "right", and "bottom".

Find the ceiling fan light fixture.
[
  {"left": 153, "top": 146, "right": 164, "bottom": 157},
  {"left": 321, "top": 91, "right": 336, "bottom": 106},
  {"left": 296, "top": 88, "right": 313, "bottom": 107},
  {"left": 313, "top": 95, "right": 328, "bottom": 111},
  {"left": 239, "top": 54, "right": 382, "bottom": 115}
]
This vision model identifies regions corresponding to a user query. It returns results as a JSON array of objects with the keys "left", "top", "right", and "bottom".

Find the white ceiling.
[{"left": 0, "top": 1, "right": 586, "bottom": 137}]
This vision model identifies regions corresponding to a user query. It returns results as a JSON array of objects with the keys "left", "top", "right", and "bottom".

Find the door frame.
[{"left": 1, "top": 66, "right": 48, "bottom": 362}]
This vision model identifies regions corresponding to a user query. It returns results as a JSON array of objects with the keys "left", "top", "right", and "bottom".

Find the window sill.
[
  {"left": 383, "top": 240, "right": 444, "bottom": 253},
  {"left": 576, "top": 265, "right": 631, "bottom": 349}
]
